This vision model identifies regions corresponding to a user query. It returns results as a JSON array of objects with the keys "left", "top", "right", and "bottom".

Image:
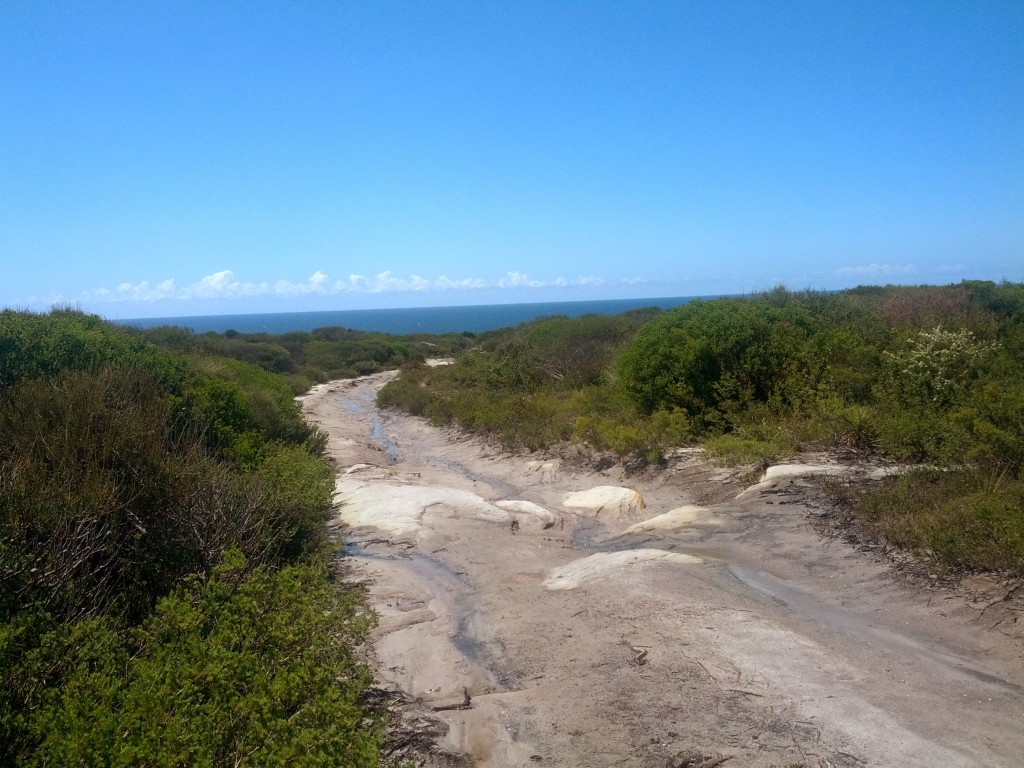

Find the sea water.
[{"left": 120, "top": 296, "right": 716, "bottom": 336}]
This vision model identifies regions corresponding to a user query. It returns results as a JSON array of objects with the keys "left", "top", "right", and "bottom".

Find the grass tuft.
[{"left": 854, "top": 467, "right": 1024, "bottom": 574}]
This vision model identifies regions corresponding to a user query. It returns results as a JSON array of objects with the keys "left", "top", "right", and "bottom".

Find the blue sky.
[{"left": 2, "top": 1, "right": 1021, "bottom": 319}]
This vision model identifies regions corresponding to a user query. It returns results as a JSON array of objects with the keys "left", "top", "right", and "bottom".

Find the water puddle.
[
  {"left": 371, "top": 415, "right": 398, "bottom": 462},
  {"left": 342, "top": 540, "right": 513, "bottom": 689},
  {"left": 728, "top": 563, "right": 1022, "bottom": 694},
  {"left": 340, "top": 394, "right": 398, "bottom": 462}
]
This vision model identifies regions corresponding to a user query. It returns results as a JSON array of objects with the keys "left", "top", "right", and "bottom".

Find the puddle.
[
  {"left": 371, "top": 415, "right": 398, "bottom": 462},
  {"left": 342, "top": 540, "right": 514, "bottom": 689},
  {"left": 570, "top": 516, "right": 719, "bottom": 555},
  {"left": 339, "top": 394, "right": 398, "bottom": 461},
  {"left": 728, "top": 564, "right": 1023, "bottom": 694}
]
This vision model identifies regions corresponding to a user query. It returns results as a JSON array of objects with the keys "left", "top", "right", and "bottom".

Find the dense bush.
[
  {"left": 5, "top": 554, "right": 383, "bottom": 768},
  {"left": 0, "top": 309, "right": 383, "bottom": 764},
  {"left": 139, "top": 322, "right": 474, "bottom": 386},
  {"left": 571, "top": 385, "right": 691, "bottom": 463},
  {"left": 618, "top": 298, "right": 822, "bottom": 428},
  {"left": 379, "top": 311, "right": 662, "bottom": 456},
  {"left": 0, "top": 363, "right": 333, "bottom": 627},
  {"left": 854, "top": 468, "right": 1024, "bottom": 574},
  {"left": 0, "top": 308, "right": 161, "bottom": 389}
]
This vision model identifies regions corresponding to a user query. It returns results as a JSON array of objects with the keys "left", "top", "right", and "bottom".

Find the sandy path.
[{"left": 300, "top": 373, "right": 1024, "bottom": 768}]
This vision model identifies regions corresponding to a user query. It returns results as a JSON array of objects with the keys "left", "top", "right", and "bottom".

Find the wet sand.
[{"left": 300, "top": 372, "right": 1024, "bottom": 768}]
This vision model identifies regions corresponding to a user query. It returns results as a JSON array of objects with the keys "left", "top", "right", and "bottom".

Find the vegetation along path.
[{"left": 302, "top": 371, "right": 1024, "bottom": 768}]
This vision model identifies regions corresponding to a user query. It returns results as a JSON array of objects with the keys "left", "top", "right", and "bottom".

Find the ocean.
[{"left": 120, "top": 296, "right": 715, "bottom": 336}]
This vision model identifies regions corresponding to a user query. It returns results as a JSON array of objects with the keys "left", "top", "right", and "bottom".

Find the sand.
[{"left": 300, "top": 373, "right": 1024, "bottom": 768}]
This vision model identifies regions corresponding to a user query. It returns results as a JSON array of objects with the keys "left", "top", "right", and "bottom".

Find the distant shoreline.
[{"left": 115, "top": 295, "right": 726, "bottom": 336}]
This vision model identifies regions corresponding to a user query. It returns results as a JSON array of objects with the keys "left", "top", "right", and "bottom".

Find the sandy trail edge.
[{"left": 300, "top": 373, "right": 1024, "bottom": 768}]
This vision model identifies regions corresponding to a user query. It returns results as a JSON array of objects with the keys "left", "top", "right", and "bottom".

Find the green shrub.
[
  {"left": 879, "top": 325, "right": 999, "bottom": 409},
  {"left": 618, "top": 298, "right": 820, "bottom": 424},
  {"left": 704, "top": 432, "right": 795, "bottom": 466},
  {"left": 812, "top": 397, "right": 879, "bottom": 452},
  {"left": 378, "top": 366, "right": 433, "bottom": 416},
  {"left": 0, "top": 365, "right": 337, "bottom": 625},
  {"left": 856, "top": 469, "right": 1024, "bottom": 573},
  {"left": 571, "top": 385, "right": 691, "bottom": 462},
  {"left": 0, "top": 311, "right": 384, "bottom": 765},
  {"left": 191, "top": 356, "right": 314, "bottom": 448},
  {"left": 0, "top": 366, "right": 192, "bottom": 622},
  {"left": 17, "top": 553, "right": 383, "bottom": 768},
  {"left": 0, "top": 309, "right": 157, "bottom": 389},
  {"left": 254, "top": 443, "right": 335, "bottom": 561},
  {"left": 283, "top": 373, "right": 317, "bottom": 395},
  {"left": 873, "top": 406, "right": 972, "bottom": 464}
]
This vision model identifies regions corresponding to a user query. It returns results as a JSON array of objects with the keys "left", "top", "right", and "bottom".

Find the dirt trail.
[{"left": 300, "top": 373, "right": 1024, "bottom": 768}]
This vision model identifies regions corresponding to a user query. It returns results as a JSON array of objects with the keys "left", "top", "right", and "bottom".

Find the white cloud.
[
  {"left": 834, "top": 263, "right": 915, "bottom": 277},
  {"left": 335, "top": 274, "right": 369, "bottom": 291},
  {"left": 182, "top": 270, "right": 269, "bottom": 299},
  {"left": 117, "top": 279, "right": 176, "bottom": 301},
  {"left": 370, "top": 271, "right": 417, "bottom": 292},
  {"left": 75, "top": 266, "right": 644, "bottom": 307},
  {"left": 80, "top": 279, "right": 176, "bottom": 303},
  {"left": 275, "top": 271, "right": 330, "bottom": 296},
  {"left": 497, "top": 271, "right": 543, "bottom": 288}
]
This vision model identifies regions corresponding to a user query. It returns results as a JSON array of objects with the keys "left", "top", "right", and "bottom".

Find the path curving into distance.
[{"left": 300, "top": 372, "right": 1023, "bottom": 768}]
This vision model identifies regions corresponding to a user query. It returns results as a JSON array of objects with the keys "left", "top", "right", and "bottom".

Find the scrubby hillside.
[
  {"left": 379, "top": 282, "right": 1024, "bottom": 575},
  {"left": 0, "top": 309, "right": 386, "bottom": 766},
  {"left": 138, "top": 321, "right": 474, "bottom": 395}
]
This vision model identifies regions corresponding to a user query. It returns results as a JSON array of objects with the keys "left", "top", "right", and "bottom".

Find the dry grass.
[{"left": 845, "top": 466, "right": 1024, "bottom": 576}]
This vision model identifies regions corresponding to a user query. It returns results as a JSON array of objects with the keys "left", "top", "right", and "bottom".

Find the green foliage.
[
  {"left": 873, "top": 406, "right": 972, "bottom": 464},
  {"left": 0, "top": 309, "right": 383, "bottom": 765},
  {"left": 879, "top": 325, "right": 999, "bottom": 408},
  {"left": 811, "top": 398, "right": 878, "bottom": 451},
  {"left": 855, "top": 469, "right": 1024, "bottom": 574},
  {"left": 0, "top": 365, "right": 332, "bottom": 625},
  {"left": 1, "top": 368, "right": 167, "bottom": 619},
  {"left": 618, "top": 298, "right": 821, "bottom": 428},
  {"left": 0, "top": 308, "right": 159, "bottom": 389},
  {"left": 704, "top": 432, "right": 795, "bottom": 467},
  {"left": 379, "top": 282, "right": 1024, "bottom": 574},
  {"left": 11, "top": 554, "right": 383, "bottom": 767},
  {"left": 377, "top": 363, "right": 434, "bottom": 416},
  {"left": 379, "top": 311, "right": 661, "bottom": 455},
  {"left": 254, "top": 443, "right": 336, "bottom": 561},
  {"left": 953, "top": 375, "right": 1024, "bottom": 470},
  {"left": 191, "top": 356, "right": 317, "bottom": 449},
  {"left": 140, "top": 324, "right": 472, "bottom": 385},
  {"left": 518, "top": 313, "right": 647, "bottom": 388},
  {"left": 572, "top": 385, "right": 691, "bottom": 463}
]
